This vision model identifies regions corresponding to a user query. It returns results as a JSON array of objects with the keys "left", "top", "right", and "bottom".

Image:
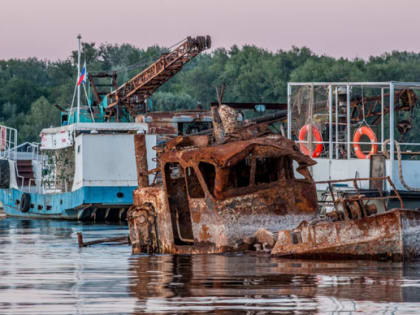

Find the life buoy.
[
  {"left": 0, "top": 127, "right": 6, "bottom": 151},
  {"left": 353, "top": 126, "right": 378, "bottom": 159},
  {"left": 298, "top": 124, "right": 323, "bottom": 158}
]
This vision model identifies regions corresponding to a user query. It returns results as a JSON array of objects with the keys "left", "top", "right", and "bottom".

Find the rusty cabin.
[{"left": 128, "top": 131, "right": 319, "bottom": 254}]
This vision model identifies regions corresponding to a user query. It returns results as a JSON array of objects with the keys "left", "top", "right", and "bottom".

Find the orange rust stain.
[{"left": 199, "top": 224, "right": 211, "bottom": 242}]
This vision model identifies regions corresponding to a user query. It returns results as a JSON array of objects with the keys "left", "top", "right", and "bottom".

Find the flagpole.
[{"left": 77, "top": 34, "right": 81, "bottom": 123}]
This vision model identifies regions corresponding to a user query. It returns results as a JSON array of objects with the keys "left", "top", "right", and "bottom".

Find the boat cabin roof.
[
  {"left": 41, "top": 122, "right": 148, "bottom": 135},
  {"left": 162, "top": 134, "right": 316, "bottom": 169}
]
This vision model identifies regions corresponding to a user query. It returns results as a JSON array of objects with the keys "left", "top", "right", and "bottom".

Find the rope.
[{"left": 382, "top": 139, "right": 420, "bottom": 192}]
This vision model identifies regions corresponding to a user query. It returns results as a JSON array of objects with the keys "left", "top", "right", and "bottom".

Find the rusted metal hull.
[
  {"left": 271, "top": 209, "right": 420, "bottom": 261},
  {"left": 127, "top": 184, "right": 315, "bottom": 255}
]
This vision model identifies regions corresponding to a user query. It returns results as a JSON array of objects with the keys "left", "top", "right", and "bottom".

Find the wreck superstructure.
[{"left": 128, "top": 104, "right": 319, "bottom": 254}]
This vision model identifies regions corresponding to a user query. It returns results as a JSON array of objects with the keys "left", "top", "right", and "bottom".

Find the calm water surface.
[{"left": 0, "top": 218, "right": 420, "bottom": 314}]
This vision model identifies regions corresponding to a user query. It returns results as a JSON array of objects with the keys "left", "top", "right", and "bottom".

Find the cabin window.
[
  {"left": 186, "top": 167, "right": 205, "bottom": 198},
  {"left": 178, "top": 122, "right": 212, "bottom": 135},
  {"left": 255, "top": 157, "right": 280, "bottom": 184},
  {"left": 199, "top": 162, "right": 215, "bottom": 194},
  {"left": 227, "top": 155, "right": 251, "bottom": 189}
]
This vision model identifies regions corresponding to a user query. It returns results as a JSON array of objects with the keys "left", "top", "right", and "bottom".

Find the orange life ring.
[
  {"left": 0, "top": 127, "right": 6, "bottom": 151},
  {"left": 298, "top": 124, "right": 323, "bottom": 158},
  {"left": 353, "top": 126, "right": 378, "bottom": 159}
]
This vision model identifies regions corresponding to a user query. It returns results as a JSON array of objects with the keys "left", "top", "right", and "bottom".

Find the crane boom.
[{"left": 105, "top": 35, "right": 211, "bottom": 119}]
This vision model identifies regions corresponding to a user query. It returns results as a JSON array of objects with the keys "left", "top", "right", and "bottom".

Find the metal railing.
[
  {"left": 316, "top": 176, "right": 404, "bottom": 213},
  {"left": 20, "top": 177, "right": 71, "bottom": 194},
  {"left": 0, "top": 125, "right": 18, "bottom": 160}
]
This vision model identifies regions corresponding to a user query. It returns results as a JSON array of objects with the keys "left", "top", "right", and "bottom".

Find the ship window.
[
  {"left": 199, "top": 162, "right": 215, "bottom": 194},
  {"left": 255, "top": 157, "right": 280, "bottom": 184},
  {"left": 179, "top": 122, "right": 212, "bottom": 135},
  {"left": 227, "top": 156, "right": 251, "bottom": 189},
  {"left": 186, "top": 167, "right": 204, "bottom": 198},
  {"left": 77, "top": 145, "right": 81, "bottom": 154}
]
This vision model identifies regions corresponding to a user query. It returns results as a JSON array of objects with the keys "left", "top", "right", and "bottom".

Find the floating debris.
[{"left": 77, "top": 232, "right": 129, "bottom": 247}]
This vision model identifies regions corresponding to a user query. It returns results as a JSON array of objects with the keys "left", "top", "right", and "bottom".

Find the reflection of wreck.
[
  {"left": 128, "top": 255, "right": 419, "bottom": 313},
  {"left": 128, "top": 104, "right": 318, "bottom": 254}
]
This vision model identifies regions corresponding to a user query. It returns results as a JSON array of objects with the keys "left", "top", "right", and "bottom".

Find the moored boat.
[{"left": 0, "top": 35, "right": 212, "bottom": 221}]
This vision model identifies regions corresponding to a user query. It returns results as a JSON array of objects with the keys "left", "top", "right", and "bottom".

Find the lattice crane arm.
[{"left": 105, "top": 35, "right": 211, "bottom": 119}]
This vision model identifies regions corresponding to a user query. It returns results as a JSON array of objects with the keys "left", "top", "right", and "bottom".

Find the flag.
[{"left": 77, "top": 61, "right": 87, "bottom": 86}]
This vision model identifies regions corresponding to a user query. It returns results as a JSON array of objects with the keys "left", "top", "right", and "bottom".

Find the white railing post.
[
  {"left": 328, "top": 85, "right": 333, "bottom": 160},
  {"left": 287, "top": 83, "right": 292, "bottom": 139},
  {"left": 389, "top": 82, "right": 395, "bottom": 188},
  {"left": 346, "top": 85, "right": 351, "bottom": 159}
]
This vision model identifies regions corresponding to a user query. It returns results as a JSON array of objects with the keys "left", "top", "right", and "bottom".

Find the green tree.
[{"left": 19, "top": 96, "right": 60, "bottom": 142}]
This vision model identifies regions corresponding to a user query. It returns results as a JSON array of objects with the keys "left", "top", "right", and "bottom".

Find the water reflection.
[
  {"left": 129, "top": 254, "right": 420, "bottom": 314},
  {"left": 0, "top": 218, "right": 419, "bottom": 314}
]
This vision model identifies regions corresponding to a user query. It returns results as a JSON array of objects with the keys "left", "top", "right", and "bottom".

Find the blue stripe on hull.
[{"left": 0, "top": 186, "right": 136, "bottom": 220}]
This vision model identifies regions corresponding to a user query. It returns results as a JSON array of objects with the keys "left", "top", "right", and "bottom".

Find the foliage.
[
  {"left": 19, "top": 96, "right": 61, "bottom": 143},
  {"left": 2, "top": 42, "right": 420, "bottom": 142}
]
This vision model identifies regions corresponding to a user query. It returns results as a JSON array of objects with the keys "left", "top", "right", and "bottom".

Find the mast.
[{"left": 77, "top": 34, "right": 81, "bottom": 123}]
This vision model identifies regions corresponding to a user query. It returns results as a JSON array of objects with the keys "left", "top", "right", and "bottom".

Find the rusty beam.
[
  {"left": 210, "top": 102, "right": 288, "bottom": 110},
  {"left": 134, "top": 134, "right": 149, "bottom": 188}
]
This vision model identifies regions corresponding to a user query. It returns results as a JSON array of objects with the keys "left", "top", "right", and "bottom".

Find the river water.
[{"left": 0, "top": 218, "right": 419, "bottom": 314}]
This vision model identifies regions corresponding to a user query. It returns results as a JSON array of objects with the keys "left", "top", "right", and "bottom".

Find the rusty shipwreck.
[
  {"left": 127, "top": 103, "right": 420, "bottom": 261},
  {"left": 127, "top": 103, "right": 318, "bottom": 254}
]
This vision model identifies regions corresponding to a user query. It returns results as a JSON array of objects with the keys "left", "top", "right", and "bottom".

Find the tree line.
[{"left": 2, "top": 41, "right": 420, "bottom": 142}]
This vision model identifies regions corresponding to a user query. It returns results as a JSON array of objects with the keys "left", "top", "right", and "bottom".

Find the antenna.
[{"left": 77, "top": 34, "right": 81, "bottom": 123}]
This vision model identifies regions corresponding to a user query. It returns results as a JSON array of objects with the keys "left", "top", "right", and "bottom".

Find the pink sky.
[{"left": 1, "top": 0, "right": 419, "bottom": 60}]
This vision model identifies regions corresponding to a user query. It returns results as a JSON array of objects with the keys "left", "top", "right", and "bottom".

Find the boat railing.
[
  {"left": 26, "top": 178, "right": 42, "bottom": 193},
  {"left": 25, "top": 142, "right": 41, "bottom": 162},
  {"left": 294, "top": 140, "right": 420, "bottom": 160},
  {"left": 0, "top": 125, "right": 18, "bottom": 161},
  {"left": 42, "top": 178, "right": 71, "bottom": 194},
  {"left": 316, "top": 176, "right": 404, "bottom": 213},
  {"left": 287, "top": 82, "right": 420, "bottom": 170},
  {"left": 19, "top": 177, "right": 70, "bottom": 194}
]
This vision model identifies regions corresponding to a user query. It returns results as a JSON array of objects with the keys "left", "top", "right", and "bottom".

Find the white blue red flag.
[{"left": 77, "top": 61, "right": 87, "bottom": 86}]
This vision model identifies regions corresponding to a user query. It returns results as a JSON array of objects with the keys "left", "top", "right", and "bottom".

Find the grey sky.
[{"left": 1, "top": 0, "right": 419, "bottom": 60}]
